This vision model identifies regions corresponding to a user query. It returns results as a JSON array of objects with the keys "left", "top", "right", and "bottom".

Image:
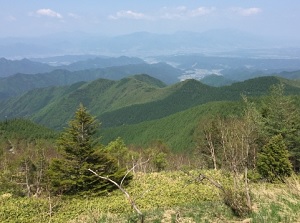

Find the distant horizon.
[
  {"left": 1, "top": 26, "right": 300, "bottom": 46},
  {"left": 0, "top": 28, "right": 282, "bottom": 39},
  {"left": 1, "top": 1, "right": 300, "bottom": 42},
  {"left": 2, "top": 29, "right": 300, "bottom": 60}
]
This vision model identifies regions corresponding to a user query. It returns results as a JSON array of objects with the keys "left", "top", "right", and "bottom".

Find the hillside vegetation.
[
  {"left": 0, "top": 62, "right": 181, "bottom": 100},
  {"left": 1, "top": 74, "right": 300, "bottom": 131},
  {"left": 101, "top": 101, "right": 244, "bottom": 152},
  {"left": 1, "top": 80, "right": 300, "bottom": 222},
  {"left": 1, "top": 170, "right": 300, "bottom": 222}
]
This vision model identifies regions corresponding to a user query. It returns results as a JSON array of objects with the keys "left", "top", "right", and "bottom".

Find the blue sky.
[{"left": 1, "top": 0, "right": 300, "bottom": 40}]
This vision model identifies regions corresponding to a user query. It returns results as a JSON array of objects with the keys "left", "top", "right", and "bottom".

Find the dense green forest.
[
  {"left": 1, "top": 74, "right": 300, "bottom": 131},
  {"left": 1, "top": 71, "right": 300, "bottom": 222}
]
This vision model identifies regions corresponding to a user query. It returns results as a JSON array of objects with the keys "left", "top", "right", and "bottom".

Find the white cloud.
[
  {"left": 231, "top": 7, "right": 262, "bottom": 16},
  {"left": 109, "top": 10, "right": 148, "bottom": 20},
  {"left": 6, "top": 15, "right": 17, "bottom": 22},
  {"left": 160, "top": 6, "right": 215, "bottom": 19},
  {"left": 68, "top": 13, "right": 81, "bottom": 19},
  {"left": 36, "top": 9, "right": 63, "bottom": 19},
  {"left": 190, "top": 7, "right": 216, "bottom": 17}
]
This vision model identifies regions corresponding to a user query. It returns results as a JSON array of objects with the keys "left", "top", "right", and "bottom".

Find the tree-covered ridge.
[
  {"left": 101, "top": 100, "right": 244, "bottom": 152},
  {"left": 0, "top": 75, "right": 168, "bottom": 128},
  {"left": 200, "top": 74, "right": 235, "bottom": 87},
  {"left": 0, "top": 118, "right": 57, "bottom": 140},
  {"left": 0, "top": 58, "right": 53, "bottom": 77},
  {"left": 0, "top": 56, "right": 146, "bottom": 78},
  {"left": 0, "top": 62, "right": 180, "bottom": 100},
  {"left": 1, "top": 75, "right": 300, "bottom": 131}
]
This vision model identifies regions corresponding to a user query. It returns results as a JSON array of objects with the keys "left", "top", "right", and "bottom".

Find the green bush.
[{"left": 257, "top": 134, "right": 293, "bottom": 182}]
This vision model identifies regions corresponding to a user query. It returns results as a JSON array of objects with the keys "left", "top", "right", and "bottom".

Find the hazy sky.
[{"left": 1, "top": 0, "right": 300, "bottom": 40}]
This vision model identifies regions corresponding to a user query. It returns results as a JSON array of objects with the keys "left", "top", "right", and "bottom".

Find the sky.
[{"left": 1, "top": 0, "right": 300, "bottom": 41}]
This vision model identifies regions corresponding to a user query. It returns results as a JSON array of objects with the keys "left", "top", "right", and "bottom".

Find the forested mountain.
[
  {"left": 0, "top": 62, "right": 181, "bottom": 100},
  {"left": 200, "top": 74, "right": 234, "bottom": 86},
  {"left": 100, "top": 101, "right": 244, "bottom": 151},
  {"left": 277, "top": 70, "right": 300, "bottom": 80},
  {"left": 1, "top": 74, "right": 300, "bottom": 131},
  {"left": 0, "top": 74, "right": 169, "bottom": 128},
  {"left": 0, "top": 58, "right": 53, "bottom": 77},
  {"left": 0, "top": 118, "right": 57, "bottom": 140},
  {"left": 98, "top": 76, "right": 300, "bottom": 128},
  {"left": 0, "top": 56, "right": 148, "bottom": 77},
  {"left": 59, "top": 56, "right": 145, "bottom": 71}
]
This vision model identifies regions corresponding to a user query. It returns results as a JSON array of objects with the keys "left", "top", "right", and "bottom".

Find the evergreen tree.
[
  {"left": 48, "top": 104, "right": 130, "bottom": 195},
  {"left": 257, "top": 134, "right": 293, "bottom": 182},
  {"left": 260, "top": 84, "right": 300, "bottom": 171}
]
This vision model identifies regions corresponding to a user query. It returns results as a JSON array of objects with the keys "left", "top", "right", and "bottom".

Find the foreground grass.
[{"left": 1, "top": 170, "right": 300, "bottom": 222}]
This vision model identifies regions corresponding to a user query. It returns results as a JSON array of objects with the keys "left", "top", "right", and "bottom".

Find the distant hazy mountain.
[
  {"left": 157, "top": 54, "right": 300, "bottom": 72},
  {"left": 157, "top": 54, "right": 300, "bottom": 82},
  {"left": 0, "top": 29, "right": 288, "bottom": 58},
  {"left": 0, "top": 62, "right": 182, "bottom": 100},
  {"left": 60, "top": 56, "right": 146, "bottom": 71},
  {"left": 0, "top": 56, "right": 148, "bottom": 77},
  {"left": 0, "top": 58, "right": 53, "bottom": 77},
  {"left": 277, "top": 70, "right": 300, "bottom": 80},
  {"left": 30, "top": 55, "right": 105, "bottom": 65}
]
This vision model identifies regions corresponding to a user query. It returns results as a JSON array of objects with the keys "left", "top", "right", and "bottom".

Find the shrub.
[{"left": 257, "top": 134, "right": 293, "bottom": 182}]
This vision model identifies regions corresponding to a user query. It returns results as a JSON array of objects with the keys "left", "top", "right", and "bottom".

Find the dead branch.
[
  {"left": 88, "top": 159, "right": 149, "bottom": 222},
  {"left": 196, "top": 173, "right": 225, "bottom": 193}
]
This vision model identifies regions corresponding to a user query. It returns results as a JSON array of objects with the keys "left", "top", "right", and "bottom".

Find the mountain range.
[
  {"left": 1, "top": 30, "right": 299, "bottom": 58},
  {"left": 0, "top": 56, "right": 146, "bottom": 77},
  {"left": 0, "top": 60, "right": 181, "bottom": 100},
  {"left": 2, "top": 54, "right": 300, "bottom": 100},
  {"left": 1, "top": 44, "right": 300, "bottom": 151},
  {"left": 1, "top": 74, "right": 300, "bottom": 130}
]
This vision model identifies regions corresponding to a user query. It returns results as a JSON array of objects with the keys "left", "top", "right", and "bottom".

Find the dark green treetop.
[
  {"left": 260, "top": 84, "right": 300, "bottom": 171},
  {"left": 257, "top": 134, "right": 293, "bottom": 182}
]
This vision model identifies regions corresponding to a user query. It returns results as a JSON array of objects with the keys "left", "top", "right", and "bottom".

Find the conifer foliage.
[
  {"left": 48, "top": 103, "right": 130, "bottom": 195},
  {"left": 257, "top": 134, "right": 293, "bottom": 182}
]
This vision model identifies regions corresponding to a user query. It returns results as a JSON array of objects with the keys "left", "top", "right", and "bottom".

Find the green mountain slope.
[
  {"left": 99, "top": 79, "right": 218, "bottom": 127},
  {"left": 200, "top": 74, "right": 235, "bottom": 87},
  {"left": 34, "top": 75, "right": 168, "bottom": 129},
  {"left": 100, "top": 101, "right": 244, "bottom": 152},
  {"left": 220, "top": 76, "right": 300, "bottom": 96},
  {"left": 99, "top": 76, "right": 300, "bottom": 128},
  {"left": 1, "top": 75, "right": 300, "bottom": 131},
  {"left": 0, "top": 62, "right": 181, "bottom": 100},
  {"left": 0, "top": 118, "right": 57, "bottom": 140},
  {"left": 0, "top": 74, "right": 168, "bottom": 129}
]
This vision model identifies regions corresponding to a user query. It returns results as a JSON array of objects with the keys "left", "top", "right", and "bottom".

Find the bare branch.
[
  {"left": 121, "top": 159, "right": 150, "bottom": 187},
  {"left": 196, "top": 173, "right": 225, "bottom": 193},
  {"left": 88, "top": 168, "right": 144, "bottom": 222}
]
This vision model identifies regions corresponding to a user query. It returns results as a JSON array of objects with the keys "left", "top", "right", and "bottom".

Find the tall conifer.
[{"left": 48, "top": 104, "right": 130, "bottom": 195}]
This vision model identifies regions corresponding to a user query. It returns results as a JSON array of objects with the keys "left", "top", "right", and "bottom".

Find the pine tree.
[
  {"left": 257, "top": 134, "right": 293, "bottom": 182},
  {"left": 48, "top": 104, "right": 130, "bottom": 195},
  {"left": 260, "top": 84, "right": 300, "bottom": 171}
]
